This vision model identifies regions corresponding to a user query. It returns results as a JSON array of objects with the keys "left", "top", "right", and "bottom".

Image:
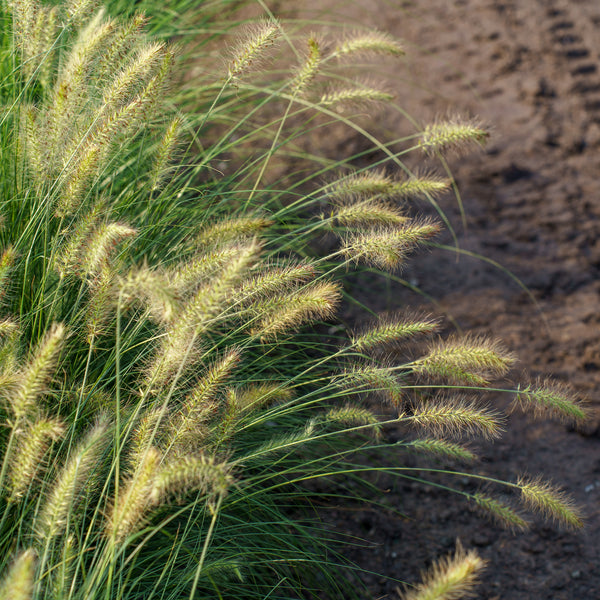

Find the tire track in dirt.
[{"left": 543, "top": 1, "right": 600, "bottom": 122}]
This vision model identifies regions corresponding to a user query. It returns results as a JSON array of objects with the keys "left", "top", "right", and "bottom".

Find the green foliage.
[{"left": 0, "top": 1, "right": 587, "bottom": 599}]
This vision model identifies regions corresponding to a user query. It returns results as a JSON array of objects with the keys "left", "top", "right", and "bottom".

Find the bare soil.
[{"left": 268, "top": 0, "right": 600, "bottom": 598}]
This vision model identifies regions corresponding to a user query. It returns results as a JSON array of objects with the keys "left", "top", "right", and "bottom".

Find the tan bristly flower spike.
[
  {"left": 249, "top": 281, "right": 341, "bottom": 341},
  {"left": 320, "top": 84, "right": 393, "bottom": 108},
  {"left": 55, "top": 143, "right": 101, "bottom": 217},
  {"left": 325, "top": 404, "right": 382, "bottom": 439},
  {"left": 0, "top": 548, "right": 37, "bottom": 600},
  {"left": 517, "top": 476, "right": 584, "bottom": 529},
  {"left": 106, "top": 446, "right": 161, "bottom": 545},
  {"left": 400, "top": 543, "right": 485, "bottom": 600},
  {"left": 53, "top": 201, "right": 104, "bottom": 278},
  {"left": 327, "top": 170, "right": 450, "bottom": 201},
  {"left": 228, "top": 20, "right": 281, "bottom": 80},
  {"left": 337, "top": 364, "right": 403, "bottom": 406},
  {"left": 79, "top": 222, "right": 137, "bottom": 277},
  {"left": 291, "top": 37, "right": 321, "bottom": 96},
  {"left": 236, "top": 262, "right": 316, "bottom": 305},
  {"left": 8, "top": 417, "right": 65, "bottom": 503},
  {"left": 166, "top": 348, "right": 241, "bottom": 453},
  {"left": 513, "top": 379, "right": 586, "bottom": 423},
  {"left": 146, "top": 240, "right": 260, "bottom": 388},
  {"left": 472, "top": 493, "right": 529, "bottom": 531},
  {"left": 352, "top": 314, "right": 440, "bottom": 351},
  {"left": 341, "top": 220, "right": 440, "bottom": 271},
  {"left": 419, "top": 117, "right": 489, "bottom": 155},
  {"left": 120, "top": 266, "right": 179, "bottom": 324},
  {"left": 336, "top": 30, "right": 404, "bottom": 58},
  {"left": 0, "top": 246, "right": 16, "bottom": 305},
  {"left": 96, "top": 13, "right": 148, "bottom": 83},
  {"left": 232, "top": 383, "right": 293, "bottom": 413},
  {"left": 67, "top": 0, "right": 100, "bottom": 28},
  {"left": 149, "top": 116, "right": 182, "bottom": 192},
  {"left": 411, "top": 335, "right": 516, "bottom": 386},
  {"left": 36, "top": 419, "right": 110, "bottom": 539},
  {"left": 168, "top": 246, "right": 242, "bottom": 295},
  {"left": 195, "top": 216, "right": 272, "bottom": 248},
  {"left": 10, "top": 323, "right": 65, "bottom": 420},
  {"left": 104, "top": 42, "right": 166, "bottom": 103},
  {"left": 332, "top": 199, "right": 408, "bottom": 227},
  {"left": 86, "top": 265, "right": 117, "bottom": 342},
  {"left": 408, "top": 398, "right": 503, "bottom": 439},
  {"left": 150, "top": 454, "right": 234, "bottom": 504},
  {"left": 409, "top": 438, "right": 477, "bottom": 462}
]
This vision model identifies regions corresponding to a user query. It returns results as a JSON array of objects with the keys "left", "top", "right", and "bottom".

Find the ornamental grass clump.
[{"left": 0, "top": 2, "right": 587, "bottom": 599}]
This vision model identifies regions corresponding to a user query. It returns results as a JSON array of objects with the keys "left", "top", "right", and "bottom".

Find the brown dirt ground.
[
  {"left": 7, "top": 1, "right": 599, "bottom": 598},
  {"left": 262, "top": 0, "right": 600, "bottom": 597}
]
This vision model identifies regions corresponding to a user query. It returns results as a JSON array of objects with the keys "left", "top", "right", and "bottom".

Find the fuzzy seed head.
[
  {"left": 328, "top": 170, "right": 451, "bottom": 202},
  {"left": 37, "top": 419, "right": 110, "bottom": 539},
  {"left": 353, "top": 314, "right": 439, "bottom": 351},
  {"left": 10, "top": 323, "right": 65, "bottom": 420},
  {"left": 196, "top": 216, "right": 272, "bottom": 249},
  {"left": 106, "top": 446, "right": 161, "bottom": 544},
  {"left": 412, "top": 335, "right": 516, "bottom": 386},
  {"left": 291, "top": 37, "right": 322, "bottom": 96},
  {"left": 228, "top": 20, "right": 281, "bottom": 80},
  {"left": 337, "top": 364, "right": 403, "bottom": 405},
  {"left": 8, "top": 417, "right": 65, "bottom": 503},
  {"left": 332, "top": 199, "right": 408, "bottom": 227},
  {"left": 401, "top": 544, "right": 485, "bottom": 600},
  {"left": 237, "top": 262, "right": 317, "bottom": 305},
  {"left": 325, "top": 404, "right": 382, "bottom": 439},
  {"left": 518, "top": 476, "right": 584, "bottom": 530},
  {"left": 150, "top": 454, "right": 234, "bottom": 504},
  {"left": 341, "top": 220, "right": 440, "bottom": 271},
  {"left": 472, "top": 493, "right": 529, "bottom": 531},
  {"left": 419, "top": 118, "right": 489, "bottom": 155},
  {"left": 120, "top": 266, "right": 179, "bottom": 324},
  {"left": 149, "top": 116, "right": 182, "bottom": 192},
  {"left": 320, "top": 84, "right": 393, "bottom": 108},
  {"left": 232, "top": 383, "right": 293, "bottom": 413},
  {"left": 80, "top": 222, "right": 137, "bottom": 277},
  {"left": 410, "top": 438, "right": 477, "bottom": 462},
  {"left": 513, "top": 379, "right": 586, "bottom": 423},
  {"left": 408, "top": 397, "right": 503, "bottom": 439},
  {"left": 336, "top": 30, "right": 404, "bottom": 58},
  {"left": 166, "top": 349, "right": 241, "bottom": 453},
  {"left": 249, "top": 281, "right": 341, "bottom": 340},
  {"left": 0, "top": 548, "right": 37, "bottom": 600}
]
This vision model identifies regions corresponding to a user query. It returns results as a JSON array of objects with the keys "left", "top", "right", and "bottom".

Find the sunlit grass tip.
[
  {"left": 409, "top": 438, "right": 477, "bottom": 462},
  {"left": 517, "top": 476, "right": 584, "bottom": 530},
  {"left": 325, "top": 404, "right": 383, "bottom": 439},
  {"left": 336, "top": 30, "right": 404, "bottom": 58},
  {"left": 407, "top": 396, "right": 503, "bottom": 440},
  {"left": 400, "top": 542, "right": 485, "bottom": 600},
  {"left": 513, "top": 378, "right": 587, "bottom": 423},
  {"left": 291, "top": 36, "right": 322, "bottom": 96},
  {"left": 472, "top": 492, "right": 529, "bottom": 531},
  {"left": 419, "top": 116, "right": 489, "bottom": 155},
  {"left": 227, "top": 19, "right": 281, "bottom": 80},
  {"left": 352, "top": 312, "right": 440, "bottom": 351},
  {"left": 0, "top": 548, "right": 36, "bottom": 600},
  {"left": 341, "top": 220, "right": 440, "bottom": 271},
  {"left": 411, "top": 334, "right": 516, "bottom": 386}
]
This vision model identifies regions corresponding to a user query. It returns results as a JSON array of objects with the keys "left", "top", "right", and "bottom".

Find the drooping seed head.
[
  {"left": 336, "top": 30, "right": 404, "bottom": 58},
  {"left": 227, "top": 20, "right": 281, "bottom": 80},
  {"left": 400, "top": 543, "right": 485, "bottom": 600}
]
